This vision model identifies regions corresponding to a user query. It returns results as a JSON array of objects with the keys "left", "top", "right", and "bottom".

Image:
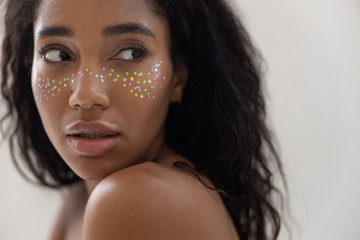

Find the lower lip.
[{"left": 67, "top": 135, "right": 119, "bottom": 156}]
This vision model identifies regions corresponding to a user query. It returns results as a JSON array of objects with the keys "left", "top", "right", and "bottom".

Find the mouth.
[
  {"left": 74, "top": 133, "right": 114, "bottom": 139},
  {"left": 66, "top": 122, "right": 121, "bottom": 156}
]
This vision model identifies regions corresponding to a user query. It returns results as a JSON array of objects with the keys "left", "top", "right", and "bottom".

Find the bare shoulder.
[{"left": 83, "top": 161, "right": 233, "bottom": 240}]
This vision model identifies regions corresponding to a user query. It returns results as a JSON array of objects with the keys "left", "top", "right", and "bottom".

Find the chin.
[{"left": 65, "top": 155, "right": 130, "bottom": 181}]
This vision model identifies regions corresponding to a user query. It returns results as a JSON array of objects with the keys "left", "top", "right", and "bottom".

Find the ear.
[{"left": 170, "top": 59, "right": 188, "bottom": 103}]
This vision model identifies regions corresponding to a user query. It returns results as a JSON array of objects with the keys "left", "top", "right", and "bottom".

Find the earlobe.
[{"left": 170, "top": 60, "right": 188, "bottom": 103}]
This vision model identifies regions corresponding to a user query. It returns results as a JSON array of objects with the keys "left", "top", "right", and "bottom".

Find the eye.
[
  {"left": 38, "top": 45, "right": 73, "bottom": 63},
  {"left": 115, "top": 49, "right": 144, "bottom": 60},
  {"left": 113, "top": 45, "right": 147, "bottom": 61},
  {"left": 43, "top": 49, "right": 71, "bottom": 62}
]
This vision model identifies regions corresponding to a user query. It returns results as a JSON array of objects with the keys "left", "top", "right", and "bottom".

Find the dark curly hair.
[{"left": 1, "top": 0, "right": 285, "bottom": 239}]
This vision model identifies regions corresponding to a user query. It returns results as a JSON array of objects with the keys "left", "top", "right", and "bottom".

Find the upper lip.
[{"left": 66, "top": 121, "right": 120, "bottom": 136}]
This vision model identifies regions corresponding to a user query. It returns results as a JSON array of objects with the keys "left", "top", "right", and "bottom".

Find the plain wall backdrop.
[{"left": 1, "top": 0, "right": 359, "bottom": 239}]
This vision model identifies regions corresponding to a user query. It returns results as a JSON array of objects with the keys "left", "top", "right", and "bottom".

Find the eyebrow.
[
  {"left": 102, "top": 23, "right": 155, "bottom": 38},
  {"left": 36, "top": 26, "right": 74, "bottom": 39},
  {"left": 36, "top": 23, "right": 155, "bottom": 39}
]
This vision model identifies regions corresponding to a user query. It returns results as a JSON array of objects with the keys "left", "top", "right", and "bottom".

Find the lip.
[{"left": 66, "top": 121, "right": 120, "bottom": 156}]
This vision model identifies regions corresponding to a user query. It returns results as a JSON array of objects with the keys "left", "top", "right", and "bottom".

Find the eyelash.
[
  {"left": 112, "top": 43, "right": 148, "bottom": 61},
  {"left": 38, "top": 43, "right": 148, "bottom": 64},
  {"left": 38, "top": 44, "right": 74, "bottom": 61}
]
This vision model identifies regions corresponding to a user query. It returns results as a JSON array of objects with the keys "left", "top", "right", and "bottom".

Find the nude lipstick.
[{"left": 66, "top": 122, "right": 120, "bottom": 156}]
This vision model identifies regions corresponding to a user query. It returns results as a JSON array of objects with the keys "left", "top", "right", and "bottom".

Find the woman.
[{"left": 1, "top": 0, "right": 284, "bottom": 239}]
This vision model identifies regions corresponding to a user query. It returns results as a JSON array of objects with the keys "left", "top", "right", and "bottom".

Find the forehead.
[{"left": 35, "top": 0, "right": 163, "bottom": 33}]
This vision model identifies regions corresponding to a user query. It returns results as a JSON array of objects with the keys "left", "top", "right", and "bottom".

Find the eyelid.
[
  {"left": 111, "top": 43, "right": 148, "bottom": 60},
  {"left": 38, "top": 44, "right": 75, "bottom": 63}
]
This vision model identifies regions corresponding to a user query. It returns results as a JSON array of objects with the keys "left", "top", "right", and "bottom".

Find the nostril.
[{"left": 68, "top": 86, "right": 110, "bottom": 110}]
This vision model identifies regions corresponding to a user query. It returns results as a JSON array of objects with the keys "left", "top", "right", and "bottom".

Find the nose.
[{"left": 69, "top": 71, "right": 110, "bottom": 110}]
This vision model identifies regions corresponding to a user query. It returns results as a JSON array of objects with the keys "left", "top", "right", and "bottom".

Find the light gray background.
[{"left": 1, "top": 0, "right": 359, "bottom": 239}]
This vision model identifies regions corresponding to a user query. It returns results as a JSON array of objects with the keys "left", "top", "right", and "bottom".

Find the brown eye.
[
  {"left": 44, "top": 49, "right": 71, "bottom": 62},
  {"left": 115, "top": 49, "right": 144, "bottom": 60}
]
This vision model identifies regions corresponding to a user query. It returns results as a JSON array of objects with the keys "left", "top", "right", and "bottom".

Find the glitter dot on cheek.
[{"left": 34, "top": 60, "right": 165, "bottom": 101}]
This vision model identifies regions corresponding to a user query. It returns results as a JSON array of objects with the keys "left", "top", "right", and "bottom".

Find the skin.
[
  {"left": 33, "top": 0, "right": 184, "bottom": 182},
  {"left": 32, "top": 0, "right": 240, "bottom": 239}
]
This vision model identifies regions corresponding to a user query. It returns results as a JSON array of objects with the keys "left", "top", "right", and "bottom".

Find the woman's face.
[{"left": 32, "top": 0, "right": 185, "bottom": 180}]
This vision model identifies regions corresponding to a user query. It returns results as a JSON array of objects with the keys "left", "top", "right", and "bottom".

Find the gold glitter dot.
[{"left": 130, "top": 90, "right": 134, "bottom": 93}]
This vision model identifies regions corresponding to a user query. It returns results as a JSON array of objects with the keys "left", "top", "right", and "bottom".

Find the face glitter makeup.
[{"left": 33, "top": 61, "right": 166, "bottom": 101}]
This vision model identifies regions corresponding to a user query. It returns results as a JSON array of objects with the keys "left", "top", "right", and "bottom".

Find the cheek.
[
  {"left": 32, "top": 60, "right": 167, "bottom": 103},
  {"left": 31, "top": 59, "right": 171, "bottom": 141},
  {"left": 124, "top": 61, "right": 167, "bottom": 100}
]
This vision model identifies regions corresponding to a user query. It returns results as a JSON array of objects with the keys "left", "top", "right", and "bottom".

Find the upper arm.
[{"left": 82, "top": 164, "right": 209, "bottom": 240}]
